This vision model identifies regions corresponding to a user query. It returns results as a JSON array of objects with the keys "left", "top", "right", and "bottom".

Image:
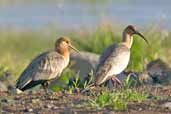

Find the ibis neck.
[
  {"left": 56, "top": 47, "right": 70, "bottom": 58},
  {"left": 121, "top": 32, "right": 133, "bottom": 49}
]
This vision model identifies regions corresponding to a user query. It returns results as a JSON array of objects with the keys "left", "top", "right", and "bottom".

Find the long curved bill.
[
  {"left": 135, "top": 31, "right": 149, "bottom": 45},
  {"left": 69, "top": 44, "right": 81, "bottom": 55}
]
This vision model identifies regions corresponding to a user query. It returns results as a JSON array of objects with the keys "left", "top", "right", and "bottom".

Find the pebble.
[
  {"left": 31, "top": 99, "right": 40, "bottom": 103},
  {"left": 138, "top": 107, "right": 142, "bottom": 111},
  {"left": 0, "top": 82, "right": 8, "bottom": 91},
  {"left": 28, "top": 108, "right": 33, "bottom": 112},
  {"left": 45, "top": 104, "right": 52, "bottom": 109},
  {"left": 106, "top": 111, "right": 116, "bottom": 114},
  {"left": 21, "top": 101, "right": 25, "bottom": 105},
  {"left": 53, "top": 106, "right": 58, "bottom": 109},
  {"left": 24, "top": 108, "right": 33, "bottom": 112},
  {"left": 162, "top": 102, "right": 171, "bottom": 109}
]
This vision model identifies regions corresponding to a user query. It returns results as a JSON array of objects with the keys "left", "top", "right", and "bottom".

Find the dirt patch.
[{"left": 1, "top": 86, "right": 171, "bottom": 114}]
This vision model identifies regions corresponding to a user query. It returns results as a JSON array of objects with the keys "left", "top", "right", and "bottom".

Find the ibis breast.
[{"left": 95, "top": 44, "right": 130, "bottom": 85}]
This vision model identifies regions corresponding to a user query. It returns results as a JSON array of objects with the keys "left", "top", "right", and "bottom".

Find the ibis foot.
[{"left": 111, "top": 75, "right": 123, "bottom": 88}]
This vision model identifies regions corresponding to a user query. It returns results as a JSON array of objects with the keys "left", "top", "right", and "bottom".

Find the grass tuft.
[{"left": 89, "top": 89, "right": 147, "bottom": 110}]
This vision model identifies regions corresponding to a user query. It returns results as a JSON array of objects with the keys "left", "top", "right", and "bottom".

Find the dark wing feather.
[
  {"left": 16, "top": 51, "right": 49, "bottom": 89},
  {"left": 96, "top": 44, "right": 117, "bottom": 71}
]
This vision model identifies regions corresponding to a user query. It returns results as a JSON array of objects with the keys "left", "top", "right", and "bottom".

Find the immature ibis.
[{"left": 16, "top": 36, "right": 80, "bottom": 93}]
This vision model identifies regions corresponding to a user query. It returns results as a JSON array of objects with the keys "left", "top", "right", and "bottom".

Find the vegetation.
[
  {"left": 51, "top": 70, "right": 159, "bottom": 111},
  {"left": 89, "top": 89, "right": 147, "bottom": 110}
]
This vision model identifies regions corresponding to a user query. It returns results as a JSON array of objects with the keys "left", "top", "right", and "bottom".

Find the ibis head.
[
  {"left": 55, "top": 36, "right": 80, "bottom": 57},
  {"left": 122, "top": 25, "right": 149, "bottom": 48}
]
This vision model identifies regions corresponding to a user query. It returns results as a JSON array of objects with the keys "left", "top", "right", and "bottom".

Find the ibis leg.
[
  {"left": 111, "top": 75, "right": 122, "bottom": 88},
  {"left": 42, "top": 81, "right": 50, "bottom": 94}
]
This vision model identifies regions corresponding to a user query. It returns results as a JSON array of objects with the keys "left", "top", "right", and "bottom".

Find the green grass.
[
  {"left": 50, "top": 68, "right": 76, "bottom": 92},
  {"left": 52, "top": 69, "right": 149, "bottom": 111},
  {"left": 89, "top": 89, "right": 147, "bottom": 110},
  {"left": 65, "top": 71, "right": 147, "bottom": 111}
]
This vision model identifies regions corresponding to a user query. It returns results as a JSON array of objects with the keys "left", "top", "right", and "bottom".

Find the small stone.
[
  {"left": 138, "top": 107, "right": 142, "bottom": 111},
  {"left": 45, "top": 104, "right": 52, "bottom": 109},
  {"left": 0, "top": 82, "right": 8, "bottom": 91},
  {"left": 53, "top": 106, "right": 58, "bottom": 109},
  {"left": 21, "top": 101, "right": 25, "bottom": 105},
  {"left": 107, "top": 111, "right": 116, "bottom": 114},
  {"left": 31, "top": 99, "right": 40, "bottom": 103},
  {"left": 50, "top": 101, "right": 54, "bottom": 103},
  {"left": 162, "top": 102, "right": 171, "bottom": 109},
  {"left": 24, "top": 108, "right": 33, "bottom": 112},
  {"left": 28, "top": 108, "right": 33, "bottom": 112}
]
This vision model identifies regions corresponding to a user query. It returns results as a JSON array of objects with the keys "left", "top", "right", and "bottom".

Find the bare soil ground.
[{"left": 1, "top": 85, "right": 171, "bottom": 114}]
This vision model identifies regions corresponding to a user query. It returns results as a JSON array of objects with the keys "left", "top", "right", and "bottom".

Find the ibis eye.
[{"left": 66, "top": 41, "right": 69, "bottom": 44}]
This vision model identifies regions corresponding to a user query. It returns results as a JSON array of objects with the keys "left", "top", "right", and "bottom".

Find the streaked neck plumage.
[{"left": 121, "top": 31, "right": 133, "bottom": 49}]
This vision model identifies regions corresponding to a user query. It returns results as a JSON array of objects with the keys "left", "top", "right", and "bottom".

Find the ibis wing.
[
  {"left": 16, "top": 51, "right": 65, "bottom": 89},
  {"left": 16, "top": 51, "right": 49, "bottom": 89},
  {"left": 33, "top": 52, "right": 66, "bottom": 81},
  {"left": 97, "top": 44, "right": 118, "bottom": 68}
]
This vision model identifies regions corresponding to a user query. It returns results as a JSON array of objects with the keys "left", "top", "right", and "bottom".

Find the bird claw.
[{"left": 111, "top": 76, "right": 123, "bottom": 88}]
